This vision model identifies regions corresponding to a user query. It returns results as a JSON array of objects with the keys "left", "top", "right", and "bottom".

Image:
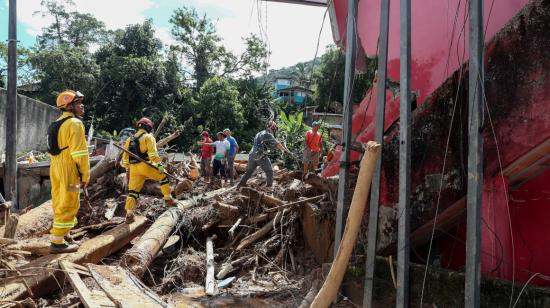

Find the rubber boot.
[{"left": 50, "top": 242, "right": 79, "bottom": 254}]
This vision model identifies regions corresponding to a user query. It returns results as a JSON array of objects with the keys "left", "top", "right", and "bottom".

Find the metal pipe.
[
  {"left": 363, "top": 0, "right": 390, "bottom": 306},
  {"left": 465, "top": 0, "right": 484, "bottom": 306},
  {"left": 4, "top": 0, "right": 18, "bottom": 206},
  {"left": 396, "top": 0, "right": 411, "bottom": 306},
  {"left": 334, "top": 0, "right": 358, "bottom": 258}
]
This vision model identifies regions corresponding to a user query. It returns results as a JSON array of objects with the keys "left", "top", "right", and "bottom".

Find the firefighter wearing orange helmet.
[
  {"left": 121, "top": 117, "right": 176, "bottom": 223},
  {"left": 48, "top": 90, "right": 90, "bottom": 253}
]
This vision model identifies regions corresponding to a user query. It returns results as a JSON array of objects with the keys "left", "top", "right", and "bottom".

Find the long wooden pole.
[{"left": 311, "top": 141, "right": 381, "bottom": 307}]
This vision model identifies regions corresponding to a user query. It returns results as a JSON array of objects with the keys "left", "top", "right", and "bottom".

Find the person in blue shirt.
[{"left": 223, "top": 128, "right": 239, "bottom": 185}]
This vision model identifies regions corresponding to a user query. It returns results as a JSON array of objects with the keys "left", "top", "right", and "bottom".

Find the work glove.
[{"left": 157, "top": 164, "right": 166, "bottom": 173}]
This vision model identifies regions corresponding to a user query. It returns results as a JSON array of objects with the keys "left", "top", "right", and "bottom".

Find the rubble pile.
[{"left": 0, "top": 146, "right": 343, "bottom": 307}]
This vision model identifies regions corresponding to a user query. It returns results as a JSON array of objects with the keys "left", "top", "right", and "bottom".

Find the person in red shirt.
[
  {"left": 303, "top": 121, "right": 323, "bottom": 179},
  {"left": 200, "top": 131, "right": 213, "bottom": 180}
]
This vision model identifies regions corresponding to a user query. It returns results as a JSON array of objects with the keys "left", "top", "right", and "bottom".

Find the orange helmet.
[
  {"left": 136, "top": 117, "right": 154, "bottom": 131},
  {"left": 56, "top": 90, "right": 84, "bottom": 108}
]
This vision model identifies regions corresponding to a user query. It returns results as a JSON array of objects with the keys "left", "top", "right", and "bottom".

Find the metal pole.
[
  {"left": 465, "top": 0, "right": 484, "bottom": 306},
  {"left": 363, "top": 0, "right": 390, "bottom": 306},
  {"left": 334, "top": 0, "right": 358, "bottom": 256},
  {"left": 4, "top": 0, "right": 18, "bottom": 205},
  {"left": 396, "top": 0, "right": 411, "bottom": 306}
]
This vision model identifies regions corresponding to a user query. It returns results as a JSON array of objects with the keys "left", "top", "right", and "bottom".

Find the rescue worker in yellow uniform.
[
  {"left": 121, "top": 117, "right": 176, "bottom": 223},
  {"left": 48, "top": 90, "right": 90, "bottom": 253}
]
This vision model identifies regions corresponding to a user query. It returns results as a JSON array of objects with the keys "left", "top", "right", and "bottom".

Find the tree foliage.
[{"left": 170, "top": 6, "right": 269, "bottom": 90}]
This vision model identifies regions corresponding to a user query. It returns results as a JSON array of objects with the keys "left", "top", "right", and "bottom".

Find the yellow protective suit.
[
  {"left": 121, "top": 129, "right": 173, "bottom": 213},
  {"left": 49, "top": 112, "right": 90, "bottom": 244}
]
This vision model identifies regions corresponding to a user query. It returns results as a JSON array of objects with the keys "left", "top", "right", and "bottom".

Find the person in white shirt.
[{"left": 198, "top": 132, "right": 230, "bottom": 183}]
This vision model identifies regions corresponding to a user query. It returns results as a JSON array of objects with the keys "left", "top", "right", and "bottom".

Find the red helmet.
[
  {"left": 201, "top": 131, "right": 209, "bottom": 137},
  {"left": 136, "top": 117, "right": 154, "bottom": 131}
]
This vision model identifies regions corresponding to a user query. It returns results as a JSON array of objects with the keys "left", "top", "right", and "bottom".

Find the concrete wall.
[{"left": 0, "top": 88, "right": 60, "bottom": 153}]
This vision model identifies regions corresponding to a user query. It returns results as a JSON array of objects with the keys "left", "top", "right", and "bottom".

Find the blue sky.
[{"left": 0, "top": 0, "right": 334, "bottom": 69}]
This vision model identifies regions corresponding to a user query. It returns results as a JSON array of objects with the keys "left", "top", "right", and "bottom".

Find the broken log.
[
  {"left": 237, "top": 217, "right": 276, "bottom": 250},
  {"left": 311, "top": 141, "right": 381, "bottom": 308},
  {"left": 153, "top": 114, "right": 168, "bottom": 138},
  {"left": 0, "top": 201, "right": 52, "bottom": 239},
  {"left": 240, "top": 187, "right": 284, "bottom": 208},
  {"left": 289, "top": 171, "right": 338, "bottom": 194},
  {"left": 205, "top": 235, "right": 217, "bottom": 296},
  {"left": 157, "top": 130, "right": 180, "bottom": 148},
  {"left": 212, "top": 202, "right": 239, "bottom": 224},
  {"left": 121, "top": 207, "right": 183, "bottom": 277},
  {"left": 0, "top": 216, "right": 148, "bottom": 301},
  {"left": 264, "top": 195, "right": 324, "bottom": 213},
  {"left": 89, "top": 157, "right": 115, "bottom": 185},
  {"left": 3, "top": 214, "right": 18, "bottom": 239}
]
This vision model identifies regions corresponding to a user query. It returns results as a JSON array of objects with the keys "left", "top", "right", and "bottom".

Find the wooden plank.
[
  {"left": 88, "top": 264, "right": 168, "bottom": 308},
  {"left": 59, "top": 261, "right": 116, "bottom": 308},
  {"left": 205, "top": 236, "right": 217, "bottom": 296},
  {"left": 502, "top": 138, "right": 550, "bottom": 183}
]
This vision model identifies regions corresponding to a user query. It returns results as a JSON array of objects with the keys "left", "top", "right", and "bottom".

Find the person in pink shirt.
[{"left": 303, "top": 121, "right": 322, "bottom": 179}]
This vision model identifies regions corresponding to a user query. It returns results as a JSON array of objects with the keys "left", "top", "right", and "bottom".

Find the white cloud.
[
  {"left": 17, "top": 0, "right": 156, "bottom": 39},
  {"left": 154, "top": 26, "right": 177, "bottom": 48},
  {"left": 187, "top": 0, "right": 334, "bottom": 69}
]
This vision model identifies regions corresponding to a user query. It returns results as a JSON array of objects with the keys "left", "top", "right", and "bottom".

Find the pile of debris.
[{"left": 0, "top": 141, "right": 347, "bottom": 307}]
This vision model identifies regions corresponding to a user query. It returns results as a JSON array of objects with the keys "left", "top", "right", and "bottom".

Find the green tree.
[
  {"left": 194, "top": 76, "right": 244, "bottom": 133},
  {"left": 35, "top": 0, "right": 107, "bottom": 49},
  {"left": 312, "top": 46, "right": 375, "bottom": 112},
  {"left": 29, "top": 46, "right": 99, "bottom": 104},
  {"left": 93, "top": 21, "right": 170, "bottom": 130},
  {"left": 170, "top": 7, "right": 269, "bottom": 90}
]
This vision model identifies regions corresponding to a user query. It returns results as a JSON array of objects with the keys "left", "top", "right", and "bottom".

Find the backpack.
[
  {"left": 47, "top": 116, "right": 74, "bottom": 155},
  {"left": 128, "top": 133, "right": 149, "bottom": 163}
]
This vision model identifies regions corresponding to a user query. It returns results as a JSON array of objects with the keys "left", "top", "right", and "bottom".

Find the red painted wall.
[{"left": 325, "top": 0, "right": 550, "bottom": 287}]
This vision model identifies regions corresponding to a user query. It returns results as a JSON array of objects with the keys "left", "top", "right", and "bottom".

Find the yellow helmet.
[{"left": 56, "top": 90, "right": 84, "bottom": 108}]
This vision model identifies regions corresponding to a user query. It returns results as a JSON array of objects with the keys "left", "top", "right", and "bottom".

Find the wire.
[
  {"left": 512, "top": 273, "right": 540, "bottom": 308},
  {"left": 308, "top": 0, "right": 331, "bottom": 82},
  {"left": 419, "top": 1, "right": 469, "bottom": 305}
]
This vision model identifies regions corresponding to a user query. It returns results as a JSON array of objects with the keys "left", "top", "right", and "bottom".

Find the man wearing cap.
[
  {"left": 303, "top": 121, "right": 323, "bottom": 179},
  {"left": 200, "top": 131, "right": 213, "bottom": 180},
  {"left": 223, "top": 128, "right": 239, "bottom": 185}
]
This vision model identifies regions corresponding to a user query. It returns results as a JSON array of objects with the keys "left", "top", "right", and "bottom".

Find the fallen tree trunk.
[
  {"left": 240, "top": 187, "right": 284, "bottom": 208},
  {"left": 121, "top": 207, "right": 183, "bottom": 277},
  {"left": 0, "top": 216, "right": 148, "bottom": 301},
  {"left": 0, "top": 201, "right": 52, "bottom": 239},
  {"left": 289, "top": 171, "right": 338, "bottom": 194},
  {"left": 157, "top": 130, "right": 180, "bottom": 148},
  {"left": 311, "top": 141, "right": 380, "bottom": 308},
  {"left": 89, "top": 157, "right": 115, "bottom": 184}
]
